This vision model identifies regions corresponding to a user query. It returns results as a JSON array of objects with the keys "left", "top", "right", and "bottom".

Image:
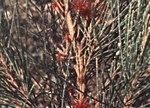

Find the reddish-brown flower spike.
[
  {"left": 73, "top": 98, "right": 90, "bottom": 108},
  {"left": 72, "top": 1, "right": 86, "bottom": 11},
  {"left": 64, "top": 32, "right": 71, "bottom": 42},
  {"left": 72, "top": 0, "right": 92, "bottom": 19},
  {"left": 56, "top": 53, "right": 67, "bottom": 61},
  {"left": 80, "top": 7, "right": 92, "bottom": 19},
  {"left": 52, "top": 0, "right": 59, "bottom": 10}
]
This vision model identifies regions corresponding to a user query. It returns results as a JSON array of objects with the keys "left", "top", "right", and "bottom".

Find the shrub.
[{"left": 0, "top": 0, "right": 149, "bottom": 107}]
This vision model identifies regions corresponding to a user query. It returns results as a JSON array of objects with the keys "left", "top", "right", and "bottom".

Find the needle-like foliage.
[{"left": 0, "top": 0, "right": 149, "bottom": 107}]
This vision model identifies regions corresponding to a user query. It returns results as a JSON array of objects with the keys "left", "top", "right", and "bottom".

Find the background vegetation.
[{"left": 0, "top": 0, "right": 149, "bottom": 108}]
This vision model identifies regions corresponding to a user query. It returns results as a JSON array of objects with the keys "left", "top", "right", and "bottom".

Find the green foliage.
[{"left": 0, "top": 0, "right": 149, "bottom": 107}]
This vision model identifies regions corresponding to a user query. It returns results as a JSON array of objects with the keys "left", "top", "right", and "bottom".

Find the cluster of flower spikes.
[
  {"left": 72, "top": 98, "right": 91, "bottom": 108},
  {"left": 71, "top": 0, "right": 92, "bottom": 19}
]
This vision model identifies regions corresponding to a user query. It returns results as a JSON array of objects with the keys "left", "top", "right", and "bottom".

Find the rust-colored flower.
[
  {"left": 52, "top": 0, "right": 59, "bottom": 10},
  {"left": 73, "top": 1, "right": 86, "bottom": 10},
  {"left": 64, "top": 32, "right": 71, "bottom": 42},
  {"left": 80, "top": 6, "right": 92, "bottom": 19},
  {"left": 56, "top": 53, "right": 67, "bottom": 61},
  {"left": 73, "top": 98, "right": 90, "bottom": 108},
  {"left": 72, "top": 0, "right": 92, "bottom": 19}
]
